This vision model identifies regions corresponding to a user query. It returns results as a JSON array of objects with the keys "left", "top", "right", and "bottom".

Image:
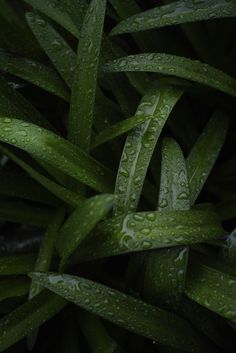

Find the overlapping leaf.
[
  {"left": 103, "top": 53, "right": 236, "bottom": 97},
  {"left": 0, "top": 49, "right": 70, "bottom": 100},
  {"left": 68, "top": 0, "right": 106, "bottom": 150},
  {"left": 30, "top": 272, "right": 213, "bottom": 353},
  {"left": 0, "top": 118, "right": 114, "bottom": 192},
  {"left": 72, "top": 209, "right": 223, "bottom": 262},
  {"left": 114, "top": 85, "right": 183, "bottom": 215},
  {"left": 57, "top": 194, "right": 114, "bottom": 266},
  {"left": 111, "top": 0, "right": 236, "bottom": 36}
]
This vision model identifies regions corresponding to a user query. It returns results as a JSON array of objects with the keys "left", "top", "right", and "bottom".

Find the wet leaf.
[
  {"left": 114, "top": 85, "right": 183, "bottom": 215},
  {"left": 102, "top": 53, "right": 236, "bottom": 98},
  {"left": 111, "top": 0, "right": 236, "bottom": 36},
  {"left": 187, "top": 112, "right": 229, "bottom": 205},
  {"left": 68, "top": 0, "right": 106, "bottom": 151},
  {"left": 186, "top": 262, "right": 236, "bottom": 321},
  {"left": 0, "top": 118, "right": 114, "bottom": 193},
  {"left": 72, "top": 209, "right": 223, "bottom": 262},
  {"left": 0, "top": 290, "right": 66, "bottom": 352},
  {"left": 0, "top": 49, "right": 70, "bottom": 100},
  {"left": 30, "top": 272, "right": 213, "bottom": 353},
  {"left": 57, "top": 194, "right": 114, "bottom": 266}
]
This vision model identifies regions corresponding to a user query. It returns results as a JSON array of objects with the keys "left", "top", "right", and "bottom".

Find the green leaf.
[
  {"left": 0, "top": 290, "right": 66, "bottom": 352},
  {"left": 0, "top": 76, "right": 53, "bottom": 130},
  {"left": 143, "top": 138, "right": 190, "bottom": 305},
  {"left": 111, "top": 0, "right": 236, "bottom": 36},
  {"left": 179, "top": 297, "right": 236, "bottom": 353},
  {"left": 26, "top": 12, "right": 77, "bottom": 87},
  {"left": 186, "top": 112, "right": 229, "bottom": 205},
  {"left": 0, "top": 49, "right": 70, "bottom": 100},
  {"left": 57, "top": 194, "right": 114, "bottom": 266},
  {"left": 60, "top": 0, "right": 87, "bottom": 31},
  {"left": 23, "top": 0, "right": 79, "bottom": 38},
  {"left": 0, "top": 145, "right": 83, "bottom": 207},
  {"left": 185, "top": 262, "right": 236, "bottom": 321},
  {"left": 29, "top": 208, "right": 65, "bottom": 299},
  {"left": 27, "top": 207, "right": 65, "bottom": 349},
  {"left": 0, "top": 199, "right": 52, "bottom": 227},
  {"left": 157, "top": 138, "right": 190, "bottom": 211},
  {"left": 0, "top": 118, "right": 114, "bottom": 193},
  {"left": 0, "top": 277, "right": 30, "bottom": 301},
  {"left": 72, "top": 209, "right": 223, "bottom": 262},
  {"left": 114, "top": 85, "right": 183, "bottom": 215},
  {"left": 30, "top": 272, "right": 214, "bottom": 353},
  {"left": 0, "top": 254, "right": 36, "bottom": 275},
  {"left": 68, "top": 0, "right": 106, "bottom": 151},
  {"left": 102, "top": 53, "right": 236, "bottom": 98},
  {"left": 92, "top": 114, "right": 151, "bottom": 148}
]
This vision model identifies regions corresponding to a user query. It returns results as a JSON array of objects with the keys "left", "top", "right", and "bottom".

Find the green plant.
[{"left": 0, "top": 0, "right": 235, "bottom": 352}]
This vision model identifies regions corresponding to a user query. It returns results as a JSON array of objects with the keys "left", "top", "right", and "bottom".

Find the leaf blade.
[
  {"left": 111, "top": 0, "right": 236, "bottom": 36},
  {"left": 102, "top": 53, "right": 236, "bottom": 98}
]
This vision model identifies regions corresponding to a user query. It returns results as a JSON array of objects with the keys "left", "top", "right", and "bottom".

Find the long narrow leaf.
[
  {"left": 186, "top": 112, "right": 229, "bottom": 205},
  {"left": 0, "top": 290, "right": 66, "bottom": 352},
  {"left": 102, "top": 53, "right": 236, "bottom": 98},
  {"left": 26, "top": 12, "right": 76, "bottom": 87},
  {"left": 27, "top": 207, "right": 65, "bottom": 349},
  {"left": 0, "top": 49, "right": 70, "bottom": 100},
  {"left": 30, "top": 272, "right": 214, "bottom": 353},
  {"left": 68, "top": 0, "right": 106, "bottom": 151},
  {"left": 186, "top": 262, "right": 236, "bottom": 321},
  {"left": 0, "top": 145, "right": 83, "bottom": 207},
  {"left": 111, "top": 0, "right": 236, "bottom": 36},
  {"left": 57, "top": 194, "right": 114, "bottom": 266},
  {"left": 114, "top": 85, "right": 183, "bottom": 215},
  {"left": 0, "top": 76, "right": 53, "bottom": 130},
  {"left": 72, "top": 209, "right": 223, "bottom": 262},
  {"left": 92, "top": 114, "right": 151, "bottom": 148},
  {"left": 24, "top": 0, "right": 79, "bottom": 38},
  {"left": 143, "top": 138, "right": 190, "bottom": 305},
  {"left": 0, "top": 118, "right": 114, "bottom": 193}
]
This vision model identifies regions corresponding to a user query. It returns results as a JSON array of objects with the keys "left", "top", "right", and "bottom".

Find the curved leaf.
[
  {"left": 30, "top": 272, "right": 213, "bottom": 353},
  {"left": 92, "top": 114, "right": 151, "bottom": 148},
  {"left": 186, "top": 112, "right": 229, "bottom": 205},
  {"left": 102, "top": 53, "right": 236, "bottom": 98},
  {"left": 144, "top": 138, "right": 190, "bottom": 305},
  {"left": 114, "top": 85, "right": 183, "bottom": 215},
  {"left": 0, "top": 290, "right": 66, "bottom": 352},
  {"left": 186, "top": 262, "right": 236, "bottom": 321},
  {"left": 57, "top": 194, "right": 114, "bottom": 266},
  {"left": 0, "top": 77, "right": 53, "bottom": 130},
  {"left": 0, "top": 49, "right": 70, "bottom": 100},
  {"left": 0, "top": 145, "right": 83, "bottom": 207},
  {"left": 0, "top": 118, "right": 114, "bottom": 193},
  {"left": 72, "top": 209, "right": 223, "bottom": 262},
  {"left": 68, "top": 0, "right": 106, "bottom": 150},
  {"left": 27, "top": 207, "right": 65, "bottom": 349},
  {"left": 29, "top": 208, "right": 65, "bottom": 299},
  {"left": 26, "top": 12, "right": 76, "bottom": 87},
  {"left": 24, "top": 0, "right": 79, "bottom": 38},
  {"left": 111, "top": 0, "right": 236, "bottom": 36}
]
